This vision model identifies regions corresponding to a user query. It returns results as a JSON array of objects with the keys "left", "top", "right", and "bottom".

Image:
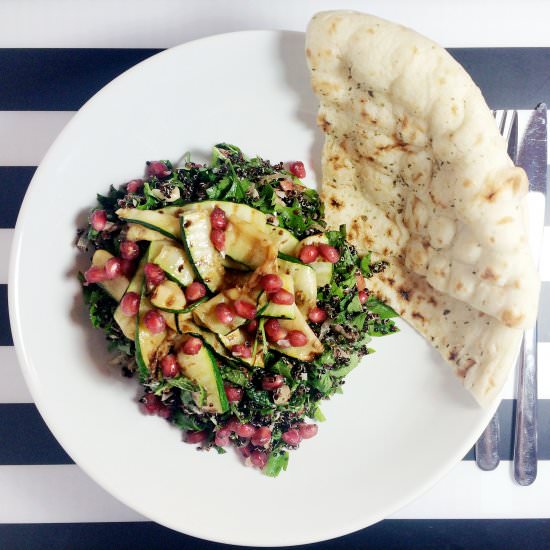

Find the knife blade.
[{"left": 513, "top": 103, "right": 547, "bottom": 486}]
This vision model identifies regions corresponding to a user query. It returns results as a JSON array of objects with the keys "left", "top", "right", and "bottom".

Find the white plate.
[{"left": 9, "top": 31, "right": 500, "bottom": 547}]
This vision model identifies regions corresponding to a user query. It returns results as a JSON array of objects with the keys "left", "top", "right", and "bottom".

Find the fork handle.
[
  {"left": 475, "top": 413, "right": 500, "bottom": 470},
  {"left": 513, "top": 326, "right": 538, "bottom": 485}
]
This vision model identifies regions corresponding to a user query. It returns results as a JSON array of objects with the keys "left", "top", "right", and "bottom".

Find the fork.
[{"left": 474, "top": 109, "right": 518, "bottom": 471}]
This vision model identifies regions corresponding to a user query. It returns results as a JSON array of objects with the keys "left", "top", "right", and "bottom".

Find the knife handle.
[
  {"left": 475, "top": 413, "right": 500, "bottom": 470},
  {"left": 513, "top": 326, "right": 538, "bottom": 485}
]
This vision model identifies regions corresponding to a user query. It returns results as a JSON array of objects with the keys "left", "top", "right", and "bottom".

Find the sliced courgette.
[
  {"left": 258, "top": 272, "right": 296, "bottom": 319},
  {"left": 225, "top": 220, "right": 276, "bottom": 269},
  {"left": 180, "top": 208, "right": 224, "bottom": 293},
  {"left": 150, "top": 280, "right": 187, "bottom": 312},
  {"left": 222, "top": 256, "right": 251, "bottom": 271},
  {"left": 113, "top": 260, "right": 146, "bottom": 341},
  {"left": 116, "top": 206, "right": 185, "bottom": 241},
  {"left": 91, "top": 249, "right": 129, "bottom": 302},
  {"left": 126, "top": 223, "right": 170, "bottom": 243},
  {"left": 181, "top": 200, "right": 267, "bottom": 226},
  {"left": 267, "top": 225, "right": 299, "bottom": 255},
  {"left": 277, "top": 258, "right": 317, "bottom": 317},
  {"left": 149, "top": 241, "right": 194, "bottom": 287},
  {"left": 176, "top": 335, "right": 229, "bottom": 413},
  {"left": 218, "top": 328, "right": 264, "bottom": 368},
  {"left": 297, "top": 235, "right": 333, "bottom": 287}
]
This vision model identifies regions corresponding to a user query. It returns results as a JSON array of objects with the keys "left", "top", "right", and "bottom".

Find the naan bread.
[{"left": 306, "top": 11, "right": 539, "bottom": 405}]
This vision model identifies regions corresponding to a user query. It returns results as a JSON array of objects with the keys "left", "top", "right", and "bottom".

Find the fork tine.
[{"left": 499, "top": 110, "right": 508, "bottom": 135}]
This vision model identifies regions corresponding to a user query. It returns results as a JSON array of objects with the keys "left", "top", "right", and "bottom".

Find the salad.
[{"left": 78, "top": 144, "right": 398, "bottom": 476}]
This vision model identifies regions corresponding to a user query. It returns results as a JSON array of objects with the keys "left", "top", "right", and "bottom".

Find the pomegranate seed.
[
  {"left": 282, "top": 429, "right": 302, "bottom": 446},
  {"left": 298, "top": 423, "right": 318, "bottom": 439},
  {"left": 210, "top": 228, "right": 225, "bottom": 252},
  {"left": 236, "top": 423, "right": 256, "bottom": 438},
  {"left": 262, "top": 374, "right": 284, "bottom": 391},
  {"left": 146, "top": 160, "right": 171, "bottom": 179},
  {"left": 308, "top": 306, "right": 327, "bottom": 323},
  {"left": 251, "top": 426, "right": 272, "bottom": 447},
  {"left": 84, "top": 265, "right": 107, "bottom": 284},
  {"left": 186, "top": 430, "right": 207, "bottom": 444},
  {"left": 157, "top": 405, "right": 171, "bottom": 419},
  {"left": 142, "top": 393, "right": 161, "bottom": 414},
  {"left": 185, "top": 281, "right": 206, "bottom": 302},
  {"left": 126, "top": 179, "right": 143, "bottom": 193},
  {"left": 119, "top": 240, "right": 140, "bottom": 260},
  {"left": 226, "top": 417, "right": 241, "bottom": 433},
  {"left": 270, "top": 289, "right": 294, "bottom": 305},
  {"left": 231, "top": 344, "right": 252, "bottom": 359},
  {"left": 104, "top": 257, "right": 122, "bottom": 280},
  {"left": 264, "top": 319, "right": 288, "bottom": 343},
  {"left": 299, "top": 245, "right": 319, "bottom": 264},
  {"left": 358, "top": 290, "right": 369, "bottom": 305},
  {"left": 180, "top": 336, "right": 202, "bottom": 355},
  {"left": 289, "top": 161, "right": 306, "bottom": 179},
  {"left": 144, "top": 262, "right": 165, "bottom": 287},
  {"left": 279, "top": 180, "right": 294, "bottom": 192},
  {"left": 233, "top": 299, "right": 257, "bottom": 320},
  {"left": 120, "top": 292, "right": 140, "bottom": 316},
  {"left": 215, "top": 432, "right": 230, "bottom": 447},
  {"left": 143, "top": 310, "right": 166, "bottom": 334},
  {"left": 210, "top": 207, "right": 228, "bottom": 230},
  {"left": 224, "top": 385, "right": 243, "bottom": 403},
  {"left": 260, "top": 274, "right": 283, "bottom": 293},
  {"left": 288, "top": 330, "right": 308, "bottom": 347},
  {"left": 318, "top": 244, "right": 340, "bottom": 264},
  {"left": 120, "top": 258, "right": 136, "bottom": 278},
  {"left": 250, "top": 450, "right": 268, "bottom": 469},
  {"left": 239, "top": 445, "right": 252, "bottom": 458},
  {"left": 276, "top": 338, "right": 291, "bottom": 349},
  {"left": 217, "top": 425, "right": 232, "bottom": 438},
  {"left": 215, "top": 303, "right": 234, "bottom": 325},
  {"left": 90, "top": 209, "right": 107, "bottom": 231},
  {"left": 246, "top": 319, "right": 258, "bottom": 334},
  {"left": 160, "top": 354, "right": 179, "bottom": 378}
]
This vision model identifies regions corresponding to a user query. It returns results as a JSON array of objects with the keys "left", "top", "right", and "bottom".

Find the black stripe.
[
  {"left": 0, "top": 285, "right": 12, "bottom": 346},
  {"left": 0, "top": 519, "right": 549, "bottom": 550},
  {"left": 2, "top": 399, "right": 550, "bottom": 465},
  {"left": 0, "top": 167, "right": 34, "bottom": 228},
  {"left": 0, "top": 48, "right": 549, "bottom": 111}
]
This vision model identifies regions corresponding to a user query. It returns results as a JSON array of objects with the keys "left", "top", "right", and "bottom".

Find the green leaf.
[
  {"left": 270, "top": 359, "right": 293, "bottom": 381},
  {"left": 173, "top": 411, "right": 206, "bottom": 432},
  {"left": 360, "top": 254, "right": 372, "bottom": 276},
  {"left": 264, "top": 451, "right": 289, "bottom": 477},
  {"left": 366, "top": 297, "right": 398, "bottom": 319},
  {"left": 221, "top": 366, "right": 249, "bottom": 387},
  {"left": 310, "top": 372, "right": 333, "bottom": 394},
  {"left": 351, "top": 312, "right": 368, "bottom": 331},
  {"left": 312, "top": 406, "right": 326, "bottom": 422},
  {"left": 331, "top": 354, "right": 360, "bottom": 378},
  {"left": 346, "top": 294, "right": 363, "bottom": 313}
]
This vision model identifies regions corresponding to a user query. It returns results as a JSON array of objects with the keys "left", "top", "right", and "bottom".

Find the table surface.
[{"left": 2, "top": 1, "right": 550, "bottom": 548}]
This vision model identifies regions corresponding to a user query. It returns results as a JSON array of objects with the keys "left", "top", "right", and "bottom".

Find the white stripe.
[
  {"left": 0, "top": 347, "right": 32, "bottom": 403},
  {"left": 1, "top": 0, "right": 550, "bottom": 48},
  {"left": 0, "top": 112, "right": 74, "bottom": 167},
  {"left": 0, "top": 229, "right": 13, "bottom": 284},
  {"left": 392, "top": 460, "right": 550, "bottom": 519}
]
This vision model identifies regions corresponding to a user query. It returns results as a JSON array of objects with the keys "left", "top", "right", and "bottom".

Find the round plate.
[{"left": 9, "top": 31, "right": 498, "bottom": 547}]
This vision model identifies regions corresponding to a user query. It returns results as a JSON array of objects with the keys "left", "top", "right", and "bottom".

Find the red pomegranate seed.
[
  {"left": 231, "top": 344, "right": 252, "bottom": 359},
  {"left": 217, "top": 425, "right": 232, "bottom": 438},
  {"left": 270, "top": 289, "right": 294, "bottom": 305},
  {"left": 260, "top": 274, "right": 283, "bottom": 293},
  {"left": 210, "top": 228, "right": 225, "bottom": 252},
  {"left": 299, "top": 245, "right": 319, "bottom": 264},
  {"left": 210, "top": 207, "right": 228, "bottom": 230},
  {"left": 250, "top": 450, "right": 268, "bottom": 469},
  {"left": 226, "top": 417, "right": 241, "bottom": 433},
  {"left": 358, "top": 290, "right": 369, "bottom": 305},
  {"left": 262, "top": 374, "right": 284, "bottom": 391},
  {"left": 119, "top": 240, "right": 140, "bottom": 260},
  {"left": 308, "top": 306, "right": 327, "bottom": 323},
  {"left": 233, "top": 299, "right": 257, "bottom": 320},
  {"left": 120, "top": 258, "right": 136, "bottom": 278},
  {"left": 104, "top": 257, "right": 122, "bottom": 280},
  {"left": 126, "top": 179, "right": 143, "bottom": 193},
  {"left": 236, "top": 423, "right": 256, "bottom": 438},
  {"left": 251, "top": 426, "right": 272, "bottom": 448},
  {"left": 288, "top": 330, "right": 308, "bottom": 347},
  {"left": 160, "top": 354, "right": 179, "bottom": 378},
  {"left": 282, "top": 429, "right": 302, "bottom": 446},
  {"left": 239, "top": 445, "right": 252, "bottom": 458},
  {"left": 318, "top": 244, "right": 340, "bottom": 264},
  {"left": 146, "top": 160, "right": 171, "bottom": 179},
  {"left": 90, "top": 209, "right": 107, "bottom": 231},
  {"left": 264, "top": 319, "right": 288, "bottom": 343},
  {"left": 157, "top": 405, "right": 170, "bottom": 419},
  {"left": 142, "top": 393, "right": 161, "bottom": 414},
  {"left": 84, "top": 265, "right": 107, "bottom": 284},
  {"left": 288, "top": 161, "right": 306, "bottom": 179},
  {"left": 120, "top": 292, "right": 140, "bottom": 316},
  {"left": 215, "top": 303, "right": 234, "bottom": 325},
  {"left": 276, "top": 338, "right": 291, "bottom": 349},
  {"left": 180, "top": 336, "right": 202, "bottom": 355},
  {"left": 185, "top": 281, "right": 206, "bottom": 302},
  {"left": 224, "top": 385, "right": 243, "bottom": 403},
  {"left": 143, "top": 310, "right": 166, "bottom": 334},
  {"left": 215, "top": 432, "right": 230, "bottom": 447},
  {"left": 298, "top": 423, "right": 318, "bottom": 439},
  {"left": 144, "top": 263, "right": 165, "bottom": 287},
  {"left": 186, "top": 430, "right": 207, "bottom": 444},
  {"left": 246, "top": 319, "right": 258, "bottom": 334}
]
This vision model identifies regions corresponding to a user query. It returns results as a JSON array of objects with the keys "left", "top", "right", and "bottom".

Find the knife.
[
  {"left": 513, "top": 103, "right": 547, "bottom": 486},
  {"left": 475, "top": 110, "right": 519, "bottom": 471}
]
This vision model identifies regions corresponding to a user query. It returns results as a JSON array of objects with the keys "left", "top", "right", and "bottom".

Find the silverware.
[
  {"left": 513, "top": 103, "right": 547, "bottom": 486},
  {"left": 474, "top": 109, "right": 518, "bottom": 471}
]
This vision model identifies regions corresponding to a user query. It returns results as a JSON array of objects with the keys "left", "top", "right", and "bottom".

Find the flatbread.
[{"left": 305, "top": 11, "right": 539, "bottom": 405}]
